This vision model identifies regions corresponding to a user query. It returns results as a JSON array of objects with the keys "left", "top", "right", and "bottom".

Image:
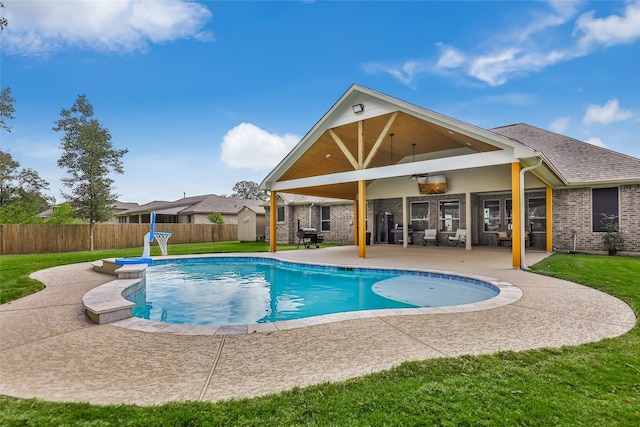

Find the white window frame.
[
  {"left": 410, "top": 201, "right": 429, "bottom": 231},
  {"left": 483, "top": 199, "right": 501, "bottom": 232},
  {"left": 439, "top": 200, "right": 460, "bottom": 232},
  {"left": 527, "top": 197, "right": 546, "bottom": 233},
  {"left": 276, "top": 206, "right": 285, "bottom": 224},
  {"left": 321, "top": 206, "right": 331, "bottom": 232}
]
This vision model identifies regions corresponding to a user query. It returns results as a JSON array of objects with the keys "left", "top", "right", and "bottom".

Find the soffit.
[
  {"left": 281, "top": 181, "right": 374, "bottom": 200},
  {"left": 278, "top": 111, "right": 499, "bottom": 183}
]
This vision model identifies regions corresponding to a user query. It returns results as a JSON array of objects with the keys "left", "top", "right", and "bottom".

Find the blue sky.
[{"left": 1, "top": 0, "right": 639, "bottom": 204}]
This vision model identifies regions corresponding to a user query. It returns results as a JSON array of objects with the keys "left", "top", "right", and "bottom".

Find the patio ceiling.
[
  {"left": 261, "top": 85, "right": 561, "bottom": 201},
  {"left": 280, "top": 111, "right": 499, "bottom": 181}
]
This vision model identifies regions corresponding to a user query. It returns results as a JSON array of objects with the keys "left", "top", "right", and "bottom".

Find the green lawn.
[
  {"left": 0, "top": 248, "right": 638, "bottom": 426},
  {"left": 0, "top": 241, "right": 300, "bottom": 304}
]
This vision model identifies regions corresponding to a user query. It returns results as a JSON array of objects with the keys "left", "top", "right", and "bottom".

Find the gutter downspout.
[{"left": 519, "top": 153, "right": 543, "bottom": 270}]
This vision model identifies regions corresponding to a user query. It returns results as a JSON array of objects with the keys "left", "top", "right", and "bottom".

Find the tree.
[
  {"left": 231, "top": 180, "right": 266, "bottom": 201},
  {"left": 16, "top": 168, "right": 51, "bottom": 214},
  {"left": 0, "top": 151, "right": 51, "bottom": 222},
  {"left": 53, "top": 94, "right": 128, "bottom": 250},
  {"left": 0, "top": 202, "right": 44, "bottom": 224},
  {"left": 0, "top": 150, "right": 19, "bottom": 205},
  {"left": 207, "top": 211, "right": 225, "bottom": 224},
  {"left": 0, "top": 2, "right": 7, "bottom": 32},
  {"left": 46, "top": 202, "right": 80, "bottom": 224},
  {"left": 0, "top": 87, "right": 52, "bottom": 221},
  {"left": 0, "top": 87, "right": 15, "bottom": 133}
]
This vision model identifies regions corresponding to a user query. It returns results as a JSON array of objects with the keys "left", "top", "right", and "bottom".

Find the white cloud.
[
  {"left": 582, "top": 99, "right": 635, "bottom": 125},
  {"left": 362, "top": 61, "right": 429, "bottom": 88},
  {"left": 435, "top": 44, "right": 465, "bottom": 69},
  {"left": 1, "top": 0, "right": 213, "bottom": 56},
  {"left": 549, "top": 116, "right": 571, "bottom": 133},
  {"left": 574, "top": 1, "right": 640, "bottom": 52},
  {"left": 471, "top": 48, "right": 568, "bottom": 86},
  {"left": 585, "top": 137, "right": 606, "bottom": 148},
  {"left": 365, "top": 1, "right": 640, "bottom": 87},
  {"left": 220, "top": 123, "right": 300, "bottom": 172}
]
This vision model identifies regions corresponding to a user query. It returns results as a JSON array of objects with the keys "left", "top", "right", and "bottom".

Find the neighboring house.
[
  {"left": 38, "top": 201, "right": 140, "bottom": 223},
  {"left": 105, "top": 201, "right": 140, "bottom": 223},
  {"left": 116, "top": 194, "right": 265, "bottom": 225},
  {"left": 261, "top": 84, "right": 640, "bottom": 267}
]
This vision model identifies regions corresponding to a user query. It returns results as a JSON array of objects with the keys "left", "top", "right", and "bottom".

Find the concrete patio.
[{"left": 0, "top": 245, "right": 636, "bottom": 406}]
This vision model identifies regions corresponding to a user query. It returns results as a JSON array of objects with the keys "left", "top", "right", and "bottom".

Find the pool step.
[{"left": 92, "top": 258, "right": 147, "bottom": 279}]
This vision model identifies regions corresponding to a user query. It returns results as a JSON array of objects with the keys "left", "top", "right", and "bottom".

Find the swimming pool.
[{"left": 126, "top": 257, "right": 499, "bottom": 326}]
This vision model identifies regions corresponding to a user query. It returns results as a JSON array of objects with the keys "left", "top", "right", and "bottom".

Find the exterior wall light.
[{"left": 352, "top": 103, "right": 364, "bottom": 113}]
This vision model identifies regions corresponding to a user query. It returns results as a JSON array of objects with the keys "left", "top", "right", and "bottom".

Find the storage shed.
[{"left": 237, "top": 205, "right": 266, "bottom": 242}]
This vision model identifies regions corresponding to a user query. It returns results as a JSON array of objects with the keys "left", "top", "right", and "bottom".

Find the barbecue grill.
[{"left": 296, "top": 228, "right": 324, "bottom": 249}]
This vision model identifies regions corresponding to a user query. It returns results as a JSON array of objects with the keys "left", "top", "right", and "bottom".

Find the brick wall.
[
  {"left": 552, "top": 184, "right": 639, "bottom": 253},
  {"left": 265, "top": 201, "right": 354, "bottom": 244},
  {"left": 265, "top": 185, "right": 639, "bottom": 253},
  {"left": 619, "top": 184, "right": 639, "bottom": 253}
]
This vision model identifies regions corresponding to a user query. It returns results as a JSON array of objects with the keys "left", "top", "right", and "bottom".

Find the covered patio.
[{"left": 260, "top": 85, "right": 565, "bottom": 268}]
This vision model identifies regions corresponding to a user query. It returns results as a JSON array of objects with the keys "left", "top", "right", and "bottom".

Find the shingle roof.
[
  {"left": 118, "top": 194, "right": 265, "bottom": 216},
  {"left": 491, "top": 123, "right": 640, "bottom": 184},
  {"left": 182, "top": 195, "right": 265, "bottom": 215}
]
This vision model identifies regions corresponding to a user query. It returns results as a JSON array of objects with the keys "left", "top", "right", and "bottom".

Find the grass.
[
  {"left": 1, "top": 249, "right": 639, "bottom": 426},
  {"left": 0, "top": 241, "right": 301, "bottom": 304}
]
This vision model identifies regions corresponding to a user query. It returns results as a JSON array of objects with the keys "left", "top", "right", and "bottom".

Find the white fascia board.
[
  {"left": 269, "top": 150, "right": 517, "bottom": 192},
  {"left": 561, "top": 177, "right": 640, "bottom": 187}
]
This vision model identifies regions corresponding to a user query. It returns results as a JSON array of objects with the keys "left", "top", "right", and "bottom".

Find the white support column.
[
  {"left": 402, "top": 196, "right": 408, "bottom": 248},
  {"left": 466, "top": 192, "right": 472, "bottom": 250}
]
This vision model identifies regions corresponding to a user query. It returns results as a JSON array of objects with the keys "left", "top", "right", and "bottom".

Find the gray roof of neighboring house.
[
  {"left": 491, "top": 123, "right": 640, "bottom": 185},
  {"left": 117, "top": 194, "right": 265, "bottom": 216},
  {"left": 40, "top": 201, "right": 138, "bottom": 218},
  {"left": 114, "top": 201, "right": 139, "bottom": 211}
]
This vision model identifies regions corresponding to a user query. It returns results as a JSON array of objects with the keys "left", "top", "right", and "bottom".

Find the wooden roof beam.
[
  {"left": 329, "top": 128, "right": 359, "bottom": 170},
  {"left": 363, "top": 112, "right": 398, "bottom": 169}
]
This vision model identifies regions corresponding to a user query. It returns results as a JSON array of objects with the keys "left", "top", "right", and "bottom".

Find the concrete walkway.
[{"left": 0, "top": 245, "right": 635, "bottom": 405}]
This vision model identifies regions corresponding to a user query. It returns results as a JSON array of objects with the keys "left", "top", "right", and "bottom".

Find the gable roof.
[
  {"left": 260, "top": 84, "right": 557, "bottom": 200},
  {"left": 491, "top": 124, "right": 640, "bottom": 185}
]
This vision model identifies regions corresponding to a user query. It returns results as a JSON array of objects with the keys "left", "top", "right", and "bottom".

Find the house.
[
  {"left": 38, "top": 201, "right": 140, "bottom": 223},
  {"left": 260, "top": 84, "right": 640, "bottom": 268},
  {"left": 116, "top": 194, "right": 265, "bottom": 225}
]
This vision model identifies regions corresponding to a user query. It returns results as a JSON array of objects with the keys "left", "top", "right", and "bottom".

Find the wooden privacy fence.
[{"left": 0, "top": 223, "right": 238, "bottom": 255}]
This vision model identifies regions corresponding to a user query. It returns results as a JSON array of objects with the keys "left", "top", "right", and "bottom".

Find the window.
[
  {"left": 483, "top": 200, "right": 500, "bottom": 232},
  {"left": 276, "top": 206, "right": 285, "bottom": 223},
  {"left": 321, "top": 206, "right": 331, "bottom": 232},
  {"left": 592, "top": 187, "right": 619, "bottom": 232},
  {"left": 439, "top": 200, "right": 460, "bottom": 232},
  {"left": 528, "top": 198, "right": 546, "bottom": 232},
  {"left": 118, "top": 216, "right": 127, "bottom": 224},
  {"left": 410, "top": 201, "right": 429, "bottom": 231},
  {"left": 505, "top": 199, "right": 513, "bottom": 228}
]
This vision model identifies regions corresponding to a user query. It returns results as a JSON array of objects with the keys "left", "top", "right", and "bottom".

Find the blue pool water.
[{"left": 127, "top": 257, "right": 499, "bottom": 325}]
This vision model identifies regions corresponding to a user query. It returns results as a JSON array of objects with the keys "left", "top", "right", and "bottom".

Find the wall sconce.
[{"left": 352, "top": 103, "right": 364, "bottom": 113}]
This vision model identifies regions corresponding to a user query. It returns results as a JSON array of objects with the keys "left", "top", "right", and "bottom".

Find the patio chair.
[
  {"left": 422, "top": 229, "right": 438, "bottom": 246},
  {"left": 448, "top": 229, "right": 466, "bottom": 246},
  {"left": 497, "top": 231, "right": 511, "bottom": 246}
]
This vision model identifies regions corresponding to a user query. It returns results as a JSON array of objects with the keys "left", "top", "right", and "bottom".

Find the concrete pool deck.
[{"left": 0, "top": 245, "right": 636, "bottom": 405}]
